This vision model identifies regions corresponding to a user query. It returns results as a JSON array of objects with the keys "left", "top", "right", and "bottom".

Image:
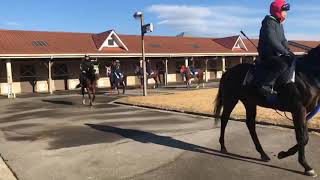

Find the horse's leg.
[
  {"left": 278, "top": 122, "right": 312, "bottom": 159},
  {"left": 195, "top": 76, "right": 200, "bottom": 89},
  {"left": 122, "top": 81, "right": 126, "bottom": 94},
  {"left": 154, "top": 76, "right": 158, "bottom": 88},
  {"left": 219, "top": 99, "right": 238, "bottom": 153},
  {"left": 87, "top": 87, "right": 92, "bottom": 107},
  {"left": 92, "top": 84, "right": 96, "bottom": 102},
  {"left": 291, "top": 107, "right": 315, "bottom": 177},
  {"left": 117, "top": 82, "right": 120, "bottom": 95},
  {"left": 200, "top": 73, "right": 204, "bottom": 88},
  {"left": 81, "top": 87, "right": 86, "bottom": 105},
  {"left": 243, "top": 102, "right": 270, "bottom": 162},
  {"left": 278, "top": 144, "right": 298, "bottom": 159},
  {"left": 109, "top": 79, "right": 113, "bottom": 96}
]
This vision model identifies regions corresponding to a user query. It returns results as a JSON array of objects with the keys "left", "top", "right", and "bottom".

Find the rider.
[
  {"left": 256, "top": 0, "right": 294, "bottom": 96},
  {"left": 146, "top": 59, "right": 152, "bottom": 76},
  {"left": 189, "top": 58, "right": 196, "bottom": 76},
  {"left": 112, "top": 59, "right": 123, "bottom": 80},
  {"left": 77, "top": 55, "right": 95, "bottom": 88}
]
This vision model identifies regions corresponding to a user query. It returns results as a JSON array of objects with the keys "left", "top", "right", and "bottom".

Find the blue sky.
[{"left": 0, "top": 0, "right": 320, "bottom": 40}]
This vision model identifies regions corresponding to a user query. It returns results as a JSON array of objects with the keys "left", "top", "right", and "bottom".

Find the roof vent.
[
  {"left": 149, "top": 44, "right": 161, "bottom": 48},
  {"left": 191, "top": 44, "right": 200, "bottom": 48},
  {"left": 32, "top": 41, "right": 48, "bottom": 47}
]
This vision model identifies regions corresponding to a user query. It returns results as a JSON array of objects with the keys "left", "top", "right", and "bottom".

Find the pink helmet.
[{"left": 270, "top": 0, "right": 290, "bottom": 22}]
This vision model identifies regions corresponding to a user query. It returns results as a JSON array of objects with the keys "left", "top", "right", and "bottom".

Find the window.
[
  {"left": 108, "top": 39, "right": 115, "bottom": 46},
  {"left": 20, "top": 65, "right": 36, "bottom": 81},
  {"left": 53, "top": 64, "right": 68, "bottom": 80}
]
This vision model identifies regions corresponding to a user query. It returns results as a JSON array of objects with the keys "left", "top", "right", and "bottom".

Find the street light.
[{"left": 133, "top": 11, "right": 154, "bottom": 96}]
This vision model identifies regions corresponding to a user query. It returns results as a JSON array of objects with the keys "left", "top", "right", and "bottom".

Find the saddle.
[{"left": 243, "top": 60, "right": 296, "bottom": 103}]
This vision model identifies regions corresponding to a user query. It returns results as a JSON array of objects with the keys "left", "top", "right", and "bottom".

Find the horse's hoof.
[
  {"left": 221, "top": 147, "right": 228, "bottom": 154},
  {"left": 261, "top": 154, "right": 271, "bottom": 162},
  {"left": 278, "top": 151, "right": 287, "bottom": 159},
  {"left": 82, "top": 100, "right": 86, "bottom": 105},
  {"left": 305, "top": 169, "right": 317, "bottom": 177}
]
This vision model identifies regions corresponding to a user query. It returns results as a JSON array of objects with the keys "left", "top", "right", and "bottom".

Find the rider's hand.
[
  {"left": 288, "top": 51, "right": 295, "bottom": 58},
  {"left": 284, "top": 51, "right": 295, "bottom": 61}
]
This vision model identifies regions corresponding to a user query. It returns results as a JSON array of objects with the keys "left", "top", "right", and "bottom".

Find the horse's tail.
[
  {"left": 213, "top": 73, "right": 225, "bottom": 125},
  {"left": 75, "top": 83, "right": 82, "bottom": 89}
]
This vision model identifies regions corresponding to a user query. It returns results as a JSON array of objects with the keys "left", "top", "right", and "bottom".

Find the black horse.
[
  {"left": 76, "top": 71, "right": 98, "bottom": 107},
  {"left": 214, "top": 45, "right": 320, "bottom": 177}
]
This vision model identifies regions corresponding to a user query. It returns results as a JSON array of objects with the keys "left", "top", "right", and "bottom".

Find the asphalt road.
[{"left": 0, "top": 93, "right": 319, "bottom": 180}]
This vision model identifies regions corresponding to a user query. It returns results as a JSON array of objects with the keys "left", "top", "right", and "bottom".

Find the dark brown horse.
[
  {"left": 134, "top": 65, "right": 160, "bottom": 88},
  {"left": 77, "top": 72, "right": 98, "bottom": 107},
  {"left": 105, "top": 66, "right": 126, "bottom": 95},
  {"left": 180, "top": 65, "right": 204, "bottom": 88},
  {"left": 214, "top": 46, "right": 320, "bottom": 177}
]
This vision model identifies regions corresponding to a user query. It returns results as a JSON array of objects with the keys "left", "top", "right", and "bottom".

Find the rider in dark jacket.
[
  {"left": 256, "top": 0, "right": 294, "bottom": 96},
  {"left": 146, "top": 59, "right": 152, "bottom": 76},
  {"left": 76, "top": 55, "right": 95, "bottom": 88},
  {"left": 111, "top": 60, "right": 122, "bottom": 80},
  {"left": 189, "top": 58, "right": 196, "bottom": 76}
]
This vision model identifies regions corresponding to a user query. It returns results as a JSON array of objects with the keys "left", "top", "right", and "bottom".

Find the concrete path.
[{"left": 0, "top": 94, "right": 318, "bottom": 180}]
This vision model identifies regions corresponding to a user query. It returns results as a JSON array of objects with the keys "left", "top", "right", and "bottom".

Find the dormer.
[
  {"left": 92, "top": 30, "right": 128, "bottom": 51},
  {"left": 214, "top": 35, "right": 248, "bottom": 51},
  {"left": 232, "top": 36, "right": 248, "bottom": 51}
]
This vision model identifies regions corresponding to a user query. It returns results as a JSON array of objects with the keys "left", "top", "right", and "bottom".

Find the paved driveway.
[{"left": 0, "top": 94, "right": 319, "bottom": 180}]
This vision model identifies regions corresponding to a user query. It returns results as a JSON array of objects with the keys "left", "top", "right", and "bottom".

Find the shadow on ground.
[{"left": 86, "top": 123, "right": 304, "bottom": 176}]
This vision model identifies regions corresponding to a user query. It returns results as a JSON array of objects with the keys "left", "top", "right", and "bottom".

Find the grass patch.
[{"left": 119, "top": 88, "right": 320, "bottom": 129}]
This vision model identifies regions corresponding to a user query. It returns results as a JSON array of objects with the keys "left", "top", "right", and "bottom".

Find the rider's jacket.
[
  {"left": 258, "top": 15, "right": 290, "bottom": 61},
  {"left": 80, "top": 61, "right": 95, "bottom": 74}
]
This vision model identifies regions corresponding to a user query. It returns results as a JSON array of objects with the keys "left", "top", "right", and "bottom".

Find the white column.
[
  {"left": 240, "top": 56, "right": 243, "bottom": 64},
  {"left": 6, "top": 59, "right": 15, "bottom": 98},
  {"left": 205, "top": 59, "right": 208, "bottom": 82},
  {"left": 165, "top": 59, "right": 168, "bottom": 85},
  {"left": 253, "top": 56, "right": 256, "bottom": 63},
  {"left": 222, "top": 56, "right": 226, "bottom": 72},
  {"left": 185, "top": 57, "right": 189, "bottom": 67},
  {"left": 48, "top": 60, "right": 53, "bottom": 94}
]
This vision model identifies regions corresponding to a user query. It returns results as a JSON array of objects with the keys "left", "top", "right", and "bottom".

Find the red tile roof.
[
  {"left": 92, "top": 30, "right": 112, "bottom": 49},
  {"left": 0, "top": 29, "right": 318, "bottom": 56},
  {"left": 214, "top": 36, "right": 239, "bottom": 50}
]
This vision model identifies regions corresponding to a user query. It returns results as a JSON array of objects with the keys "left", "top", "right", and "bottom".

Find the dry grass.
[{"left": 120, "top": 88, "right": 320, "bottom": 129}]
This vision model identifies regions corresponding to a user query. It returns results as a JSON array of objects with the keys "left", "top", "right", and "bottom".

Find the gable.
[
  {"left": 232, "top": 36, "right": 248, "bottom": 51},
  {"left": 92, "top": 30, "right": 128, "bottom": 51},
  {"left": 99, "top": 31, "right": 125, "bottom": 50}
]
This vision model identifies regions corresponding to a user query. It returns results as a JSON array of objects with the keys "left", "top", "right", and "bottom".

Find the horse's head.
[
  {"left": 304, "top": 45, "right": 320, "bottom": 64},
  {"left": 105, "top": 66, "right": 112, "bottom": 77}
]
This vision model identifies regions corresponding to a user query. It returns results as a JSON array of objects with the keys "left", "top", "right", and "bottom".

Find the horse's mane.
[
  {"left": 296, "top": 45, "right": 320, "bottom": 71},
  {"left": 296, "top": 45, "right": 320, "bottom": 87}
]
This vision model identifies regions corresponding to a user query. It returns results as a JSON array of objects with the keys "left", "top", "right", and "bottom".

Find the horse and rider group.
[
  {"left": 214, "top": 0, "right": 320, "bottom": 177},
  {"left": 78, "top": 55, "right": 204, "bottom": 102},
  {"left": 70, "top": 0, "right": 320, "bottom": 177}
]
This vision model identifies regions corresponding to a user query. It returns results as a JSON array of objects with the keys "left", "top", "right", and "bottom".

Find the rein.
[{"left": 274, "top": 109, "right": 292, "bottom": 121}]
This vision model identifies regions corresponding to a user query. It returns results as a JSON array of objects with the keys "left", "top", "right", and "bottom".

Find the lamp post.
[{"left": 134, "top": 11, "right": 153, "bottom": 96}]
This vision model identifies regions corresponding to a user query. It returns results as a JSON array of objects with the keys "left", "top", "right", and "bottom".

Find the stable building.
[{"left": 0, "top": 29, "right": 318, "bottom": 96}]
